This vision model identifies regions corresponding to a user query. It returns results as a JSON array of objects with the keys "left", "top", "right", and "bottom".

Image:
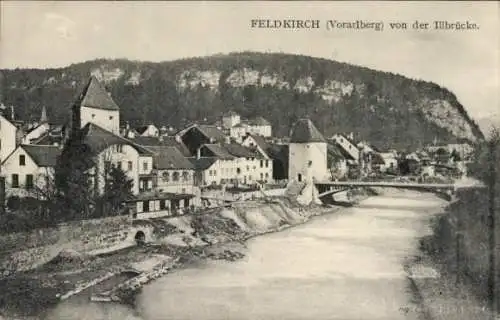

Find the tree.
[
  {"left": 101, "top": 165, "right": 134, "bottom": 216},
  {"left": 54, "top": 139, "right": 95, "bottom": 221}
]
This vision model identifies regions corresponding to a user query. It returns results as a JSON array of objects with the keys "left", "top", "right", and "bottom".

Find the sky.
[{"left": 0, "top": 1, "right": 498, "bottom": 121}]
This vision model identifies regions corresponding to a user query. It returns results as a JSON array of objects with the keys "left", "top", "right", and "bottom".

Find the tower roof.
[
  {"left": 290, "top": 118, "right": 326, "bottom": 143},
  {"left": 74, "top": 76, "right": 119, "bottom": 111}
]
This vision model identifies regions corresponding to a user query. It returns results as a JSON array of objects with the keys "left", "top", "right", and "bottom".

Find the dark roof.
[
  {"left": 74, "top": 76, "right": 120, "bottom": 111},
  {"left": 22, "top": 145, "right": 61, "bottom": 167},
  {"left": 203, "top": 144, "right": 235, "bottom": 159},
  {"left": 330, "top": 142, "right": 356, "bottom": 161},
  {"left": 147, "top": 146, "right": 194, "bottom": 170},
  {"left": 266, "top": 143, "right": 289, "bottom": 163},
  {"left": 78, "top": 123, "right": 152, "bottom": 155},
  {"left": 244, "top": 117, "right": 271, "bottom": 126},
  {"left": 246, "top": 134, "right": 270, "bottom": 152},
  {"left": 327, "top": 144, "right": 347, "bottom": 161},
  {"left": 130, "top": 136, "right": 192, "bottom": 157},
  {"left": 371, "top": 153, "right": 386, "bottom": 165},
  {"left": 223, "top": 143, "right": 262, "bottom": 158},
  {"left": 290, "top": 119, "right": 326, "bottom": 143},
  {"left": 189, "top": 157, "right": 218, "bottom": 170},
  {"left": 195, "top": 125, "right": 226, "bottom": 142},
  {"left": 135, "top": 126, "right": 149, "bottom": 135}
]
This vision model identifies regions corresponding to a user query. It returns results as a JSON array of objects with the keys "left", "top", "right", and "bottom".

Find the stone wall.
[{"left": 0, "top": 216, "right": 141, "bottom": 277}]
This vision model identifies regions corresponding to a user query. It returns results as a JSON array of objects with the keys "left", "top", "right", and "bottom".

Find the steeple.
[{"left": 40, "top": 105, "right": 48, "bottom": 124}]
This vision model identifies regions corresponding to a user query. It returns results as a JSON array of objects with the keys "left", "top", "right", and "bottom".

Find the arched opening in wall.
[{"left": 134, "top": 231, "right": 146, "bottom": 245}]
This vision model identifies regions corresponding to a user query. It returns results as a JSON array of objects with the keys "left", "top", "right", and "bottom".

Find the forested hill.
[{"left": 0, "top": 52, "right": 484, "bottom": 150}]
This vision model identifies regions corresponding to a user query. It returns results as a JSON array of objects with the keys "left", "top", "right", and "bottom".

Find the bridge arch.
[{"left": 134, "top": 231, "right": 146, "bottom": 245}]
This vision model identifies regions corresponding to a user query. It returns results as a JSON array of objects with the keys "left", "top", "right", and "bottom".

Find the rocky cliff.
[{"left": 0, "top": 52, "right": 483, "bottom": 150}]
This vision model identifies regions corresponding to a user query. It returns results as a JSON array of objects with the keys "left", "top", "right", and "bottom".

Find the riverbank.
[{"left": 0, "top": 190, "right": 368, "bottom": 319}]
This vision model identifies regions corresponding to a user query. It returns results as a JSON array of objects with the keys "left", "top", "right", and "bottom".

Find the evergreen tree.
[{"left": 101, "top": 166, "right": 134, "bottom": 215}]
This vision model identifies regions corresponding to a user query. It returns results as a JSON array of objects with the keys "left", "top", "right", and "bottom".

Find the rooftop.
[
  {"left": 290, "top": 118, "right": 326, "bottom": 143},
  {"left": 74, "top": 76, "right": 120, "bottom": 111},
  {"left": 22, "top": 144, "right": 61, "bottom": 167}
]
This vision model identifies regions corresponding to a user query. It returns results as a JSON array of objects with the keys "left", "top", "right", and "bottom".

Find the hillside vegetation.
[{"left": 0, "top": 52, "right": 483, "bottom": 150}]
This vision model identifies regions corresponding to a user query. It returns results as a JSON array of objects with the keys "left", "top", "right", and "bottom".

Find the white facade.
[
  {"left": 139, "top": 125, "right": 159, "bottom": 137},
  {"left": 222, "top": 113, "right": 241, "bottom": 129},
  {"left": 230, "top": 124, "right": 272, "bottom": 142},
  {"left": 289, "top": 142, "right": 328, "bottom": 183},
  {"left": 1, "top": 146, "right": 55, "bottom": 198},
  {"left": 156, "top": 169, "right": 196, "bottom": 194},
  {"left": 80, "top": 106, "right": 120, "bottom": 134},
  {"left": 0, "top": 115, "right": 17, "bottom": 165},
  {"left": 94, "top": 144, "right": 148, "bottom": 195},
  {"left": 379, "top": 152, "right": 398, "bottom": 172},
  {"left": 196, "top": 157, "right": 270, "bottom": 186},
  {"left": 22, "top": 123, "right": 50, "bottom": 144},
  {"left": 332, "top": 134, "right": 360, "bottom": 161}
]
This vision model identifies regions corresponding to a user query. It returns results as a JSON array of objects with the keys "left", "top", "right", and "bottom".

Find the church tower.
[{"left": 288, "top": 118, "right": 328, "bottom": 183}]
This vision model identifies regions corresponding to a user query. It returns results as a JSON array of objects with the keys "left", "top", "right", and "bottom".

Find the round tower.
[{"left": 288, "top": 118, "right": 328, "bottom": 183}]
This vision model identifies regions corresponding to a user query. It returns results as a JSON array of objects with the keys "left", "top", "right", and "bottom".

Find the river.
[{"left": 41, "top": 190, "right": 447, "bottom": 320}]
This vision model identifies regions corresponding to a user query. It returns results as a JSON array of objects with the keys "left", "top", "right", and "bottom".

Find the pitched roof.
[
  {"left": 147, "top": 146, "right": 194, "bottom": 170},
  {"left": 195, "top": 125, "right": 226, "bottom": 142},
  {"left": 74, "top": 76, "right": 120, "bottom": 111},
  {"left": 202, "top": 144, "right": 235, "bottom": 160},
  {"left": 22, "top": 145, "right": 61, "bottom": 167},
  {"left": 290, "top": 119, "right": 326, "bottom": 143},
  {"left": 189, "top": 157, "right": 218, "bottom": 170},
  {"left": 265, "top": 143, "right": 289, "bottom": 163},
  {"left": 330, "top": 142, "right": 356, "bottom": 161},
  {"left": 223, "top": 143, "right": 262, "bottom": 158},
  {"left": 78, "top": 123, "right": 152, "bottom": 155},
  {"left": 244, "top": 117, "right": 271, "bottom": 126},
  {"left": 130, "top": 136, "right": 191, "bottom": 157}
]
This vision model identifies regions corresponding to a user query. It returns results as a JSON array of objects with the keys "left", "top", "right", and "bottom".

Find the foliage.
[
  {"left": 54, "top": 138, "right": 95, "bottom": 221},
  {"left": 0, "top": 52, "right": 484, "bottom": 151},
  {"left": 98, "top": 165, "right": 134, "bottom": 216}
]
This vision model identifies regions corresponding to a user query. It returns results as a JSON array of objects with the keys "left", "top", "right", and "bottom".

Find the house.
[
  {"left": 196, "top": 142, "right": 266, "bottom": 185},
  {"left": 177, "top": 124, "right": 227, "bottom": 156},
  {"left": 379, "top": 151, "right": 399, "bottom": 172},
  {"left": 331, "top": 133, "right": 360, "bottom": 162},
  {"left": 1, "top": 144, "right": 60, "bottom": 198},
  {"left": 135, "top": 124, "right": 159, "bottom": 137},
  {"left": 221, "top": 111, "right": 272, "bottom": 142},
  {"left": 0, "top": 113, "right": 17, "bottom": 165},
  {"left": 126, "top": 191, "right": 196, "bottom": 219},
  {"left": 189, "top": 156, "right": 226, "bottom": 186},
  {"left": 327, "top": 143, "right": 350, "bottom": 179},
  {"left": 68, "top": 122, "right": 154, "bottom": 195},
  {"left": 289, "top": 119, "right": 328, "bottom": 183},
  {"left": 147, "top": 145, "right": 197, "bottom": 195},
  {"left": 71, "top": 76, "right": 120, "bottom": 135},
  {"left": 21, "top": 106, "right": 51, "bottom": 144},
  {"left": 241, "top": 134, "right": 273, "bottom": 182},
  {"left": 63, "top": 76, "right": 154, "bottom": 195}
]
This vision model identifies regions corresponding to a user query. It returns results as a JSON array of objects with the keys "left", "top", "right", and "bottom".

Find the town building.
[
  {"left": 331, "top": 133, "right": 360, "bottom": 163},
  {"left": 288, "top": 119, "right": 328, "bottom": 183},
  {"left": 241, "top": 133, "right": 273, "bottom": 182},
  {"left": 327, "top": 143, "right": 350, "bottom": 179},
  {"left": 21, "top": 106, "right": 51, "bottom": 144},
  {"left": 1, "top": 144, "right": 60, "bottom": 198},
  {"left": 135, "top": 124, "right": 159, "bottom": 137},
  {"left": 221, "top": 111, "right": 272, "bottom": 142},
  {"left": 177, "top": 124, "right": 227, "bottom": 156},
  {"left": 0, "top": 113, "right": 17, "bottom": 165}
]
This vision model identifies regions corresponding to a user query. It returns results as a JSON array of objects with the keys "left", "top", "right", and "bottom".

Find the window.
[
  {"left": 25, "top": 174, "right": 34, "bottom": 189},
  {"left": 117, "top": 161, "right": 122, "bottom": 171},
  {"left": 265, "top": 160, "right": 269, "bottom": 168},
  {"left": 91, "top": 114, "right": 96, "bottom": 119},
  {"left": 213, "top": 170, "right": 217, "bottom": 176},
  {"left": 173, "top": 171, "right": 180, "bottom": 181},
  {"left": 117, "top": 145, "right": 123, "bottom": 153},
  {"left": 260, "top": 173, "right": 264, "bottom": 180},
  {"left": 143, "top": 200, "right": 150, "bottom": 212},
  {"left": 162, "top": 171, "right": 170, "bottom": 182},
  {"left": 182, "top": 171, "right": 189, "bottom": 181},
  {"left": 19, "top": 155, "right": 25, "bottom": 166},
  {"left": 109, "top": 116, "right": 113, "bottom": 120},
  {"left": 11, "top": 174, "right": 19, "bottom": 188},
  {"left": 265, "top": 173, "right": 269, "bottom": 178},
  {"left": 237, "top": 168, "right": 241, "bottom": 174},
  {"left": 143, "top": 161, "right": 148, "bottom": 171},
  {"left": 128, "top": 161, "right": 133, "bottom": 171},
  {"left": 260, "top": 160, "right": 264, "bottom": 168}
]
